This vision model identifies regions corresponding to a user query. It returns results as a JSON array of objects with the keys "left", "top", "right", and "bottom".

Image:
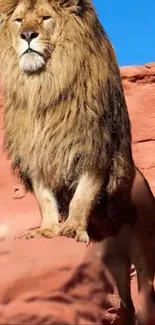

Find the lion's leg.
[
  {"left": 17, "top": 182, "right": 60, "bottom": 239},
  {"left": 60, "top": 173, "right": 102, "bottom": 244},
  {"left": 101, "top": 227, "right": 135, "bottom": 324},
  {"left": 131, "top": 168, "right": 155, "bottom": 324}
]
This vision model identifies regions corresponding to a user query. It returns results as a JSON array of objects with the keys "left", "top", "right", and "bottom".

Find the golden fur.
[{"left": 0, "top": 0, "right": 135, "bottom": 242}]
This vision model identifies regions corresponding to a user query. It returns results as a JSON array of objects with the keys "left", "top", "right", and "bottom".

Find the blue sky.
[{"left": 93, "top": 0, "right": 155, "bottom": 66}]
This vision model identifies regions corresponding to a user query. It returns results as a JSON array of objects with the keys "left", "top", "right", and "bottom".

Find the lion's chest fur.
[{"left": 4, "top": 86, "right": 106, "bottom": 190}]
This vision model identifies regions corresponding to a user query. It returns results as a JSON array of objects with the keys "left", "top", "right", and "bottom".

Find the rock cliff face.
[
  {"left": 122, "top": 62, "right": 155, "bottom": 195},
  {"left": 0, "top": 63, "right": 155, "bottom": 324}
]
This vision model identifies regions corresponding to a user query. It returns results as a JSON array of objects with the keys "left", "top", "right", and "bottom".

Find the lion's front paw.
[
  {"left": 59, "top": 221, "right": 89, "bottom": 245},
  {"left": 75, "top": 230, "right": 89, "bottom": 245},
  {"left": 16, "top": 224, "right": 59, "bottom": 240}
]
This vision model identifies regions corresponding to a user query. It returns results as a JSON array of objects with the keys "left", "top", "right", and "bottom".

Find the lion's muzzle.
[{"left": 18, "top": 28, "right": 46, "bottom": 73}]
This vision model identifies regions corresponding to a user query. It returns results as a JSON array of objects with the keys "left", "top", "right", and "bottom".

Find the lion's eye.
[
  {"left": 15, "top": 18, "right": 23, "bottom": 23},
  {"left": 42, "top": 16, "right": 51, "bottom": 21}
]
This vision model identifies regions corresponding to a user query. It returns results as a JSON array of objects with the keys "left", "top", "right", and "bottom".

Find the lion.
[
  {"left": 0, "top": 0, "right": 135, "bottom": 242},
  {"left": 0, "top": 0, "right": 155, "bottom": 323}
]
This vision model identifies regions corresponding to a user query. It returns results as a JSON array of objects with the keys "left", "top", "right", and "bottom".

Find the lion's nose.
[{"left": 20, "top": 30, "right": 39, "bottom": 42}]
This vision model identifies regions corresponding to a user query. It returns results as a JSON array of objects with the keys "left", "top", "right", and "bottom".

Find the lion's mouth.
[
  {"left": 19, "top": 47, "right": 46, "bottom": 72},
  {"left": 21, "top": 48, "right": 44, "bottom": 58}
]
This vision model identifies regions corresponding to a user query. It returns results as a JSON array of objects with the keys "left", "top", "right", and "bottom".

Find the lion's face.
[
  {"left": 7, "top": 0, "right": 63, "bottom": 72},
  {"left": 0, "top": 0, "right": 92, "bottom": 74}
]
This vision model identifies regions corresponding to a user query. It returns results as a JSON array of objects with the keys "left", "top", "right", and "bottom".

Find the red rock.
[
  {"left": 0, "top": 239, "right": 123, "bottom": 325},
  {"left": 0, "top": 63, "right": 155, "bottom": 324},
  {"left": 121, "top": 63, "right": 155, "bottom": 195}
]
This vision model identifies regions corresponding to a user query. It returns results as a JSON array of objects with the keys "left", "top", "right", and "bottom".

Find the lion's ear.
[
  {"left": 0, "top": 0, "right": 19, "bottom": 14},
  {"left": 57, "top": 0, "right": 83, "bottom": 13},
  {"left": 59, "top": 0, "right": 80, "bottom": 6}
]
